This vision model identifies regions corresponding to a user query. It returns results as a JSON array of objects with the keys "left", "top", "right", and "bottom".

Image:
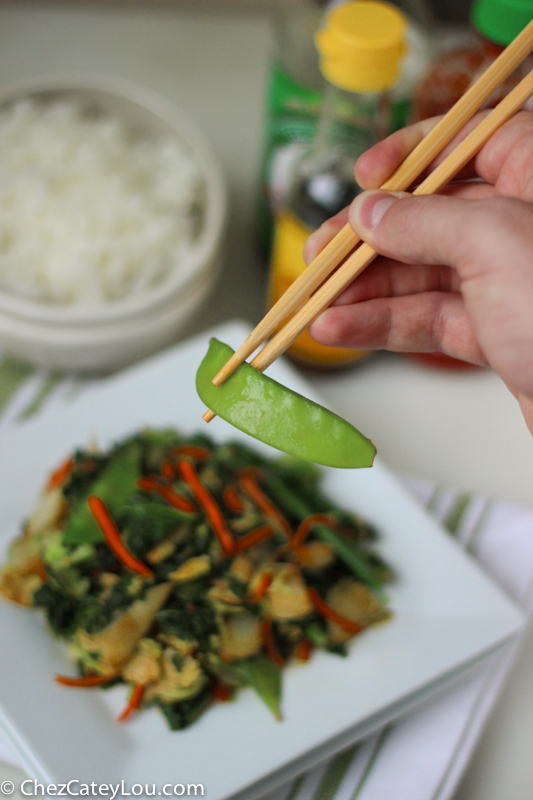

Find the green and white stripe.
[
  {"left": 0, "top": 358, "right": 34, "bottom": 416},
  {"left": 0, "top": 358, "right": 86, "bottom": 428}
]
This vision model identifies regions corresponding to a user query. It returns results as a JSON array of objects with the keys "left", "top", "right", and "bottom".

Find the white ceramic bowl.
[{"left": 0, "top": 76, "right": 227, "bottom": 372}]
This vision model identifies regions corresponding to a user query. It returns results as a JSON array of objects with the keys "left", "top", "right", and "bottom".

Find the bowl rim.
[{"left": 0, "top": 74, "right": 227, "bottom": 326}]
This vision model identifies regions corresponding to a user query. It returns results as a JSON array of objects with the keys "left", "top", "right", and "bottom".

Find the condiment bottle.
[
  {"left": 267, "top": 1, "right": 407, "bottom": 368},
  {"left": 256, "top": 0, "right": 429, "bottom": 259},
  {"left": 414, "top": 0, "right": 533, "bottom": 121}
]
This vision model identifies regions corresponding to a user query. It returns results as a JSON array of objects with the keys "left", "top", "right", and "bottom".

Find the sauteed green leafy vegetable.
[{"left": 0, "top": 430, "right": 392, "bottom": 728}]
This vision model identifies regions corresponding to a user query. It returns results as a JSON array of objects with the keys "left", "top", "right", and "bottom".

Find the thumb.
[{"left": 348, "top": 189, "right": 472, "bottom": 269}]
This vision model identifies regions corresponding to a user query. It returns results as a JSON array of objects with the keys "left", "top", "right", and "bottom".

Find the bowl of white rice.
[{"left": 0, "top": 75, "right": 227, "bottom": 371}]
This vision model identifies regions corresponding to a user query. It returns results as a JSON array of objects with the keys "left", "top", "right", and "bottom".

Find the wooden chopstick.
[
  {"left": 248, "top": 68, "right": 533, "bottom": 373},
  {"left": 202, "top": 20, "right": 533, "bottom": 423}
]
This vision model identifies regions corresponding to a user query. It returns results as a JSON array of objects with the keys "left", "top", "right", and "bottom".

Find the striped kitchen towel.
[
  {"left": 0, "top": 357, "right": 532, "bottom": 800},
  {"left": 259, "top": 481, "right": 533, "bottom": 800}
]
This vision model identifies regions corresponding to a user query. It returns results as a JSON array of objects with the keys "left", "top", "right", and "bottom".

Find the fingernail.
[{"left": 350, "top": 190, "right": 405, "bottom": 232}]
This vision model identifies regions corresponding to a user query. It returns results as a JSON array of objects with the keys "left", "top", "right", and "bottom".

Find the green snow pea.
[
  {"left": 196, "top": 338, "right": 376, "bottom": 469},
  {"left": 236, "top": 656, "right": 282, "bottom": 721}
]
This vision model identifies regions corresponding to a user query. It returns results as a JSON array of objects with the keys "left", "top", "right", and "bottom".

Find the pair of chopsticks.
[{"left": 203, "top": 20, "right": 533, "bottom": 424}]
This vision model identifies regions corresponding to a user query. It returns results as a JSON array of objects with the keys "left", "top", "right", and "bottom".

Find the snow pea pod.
[
  {"left": 196, "top": 338, "right": 376, "bottom": 469},
  {"left": 236, "top": 656, "right": 282, "bottom": 721}
]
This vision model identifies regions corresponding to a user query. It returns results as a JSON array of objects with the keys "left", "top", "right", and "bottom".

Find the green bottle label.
[
  {"left": 267, "top": 63, "right": 323, "bottom": 127},
  {"left": 255, "top": 63, "right": 324, "bottom": 255}
]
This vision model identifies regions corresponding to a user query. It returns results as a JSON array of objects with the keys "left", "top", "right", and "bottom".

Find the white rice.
[{"left": 0, "top": 98, "right": 204, "bottom": 305}]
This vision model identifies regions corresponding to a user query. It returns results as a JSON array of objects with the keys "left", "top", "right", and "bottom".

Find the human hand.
[{"left": 303, "top": 110, "right": 533, "bottom": 434}]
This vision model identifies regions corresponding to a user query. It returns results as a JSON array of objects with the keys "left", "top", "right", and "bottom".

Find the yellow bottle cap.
[{"left": 315, "top": 1, "right": 407, "bottom": 93}]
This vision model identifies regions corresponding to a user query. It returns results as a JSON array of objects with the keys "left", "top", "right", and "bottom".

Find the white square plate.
[{"left": 0, "top": 322, "right": 524, "bottom": 799}]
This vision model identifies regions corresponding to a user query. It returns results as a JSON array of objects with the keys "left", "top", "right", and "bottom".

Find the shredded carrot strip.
[
  {"left": 213, "top": 682, "right": 232, "bottom": 702},
  {"left": 55, "top": 673, "right": 116, "bottom": 687},
  {"left": 118, "top": 684, "right": 145, "bottom": 722},
  {"left": 223, "top": 486, "right": 245, "bottom": 514},
  {"left": 252, "top": 572, "right": 273, "bottom": 602},
  {"left": 307, "top": 587, "right": 363, "bottom": 635},
  {"left": 177, "top": 459, "right": 234, "bottom": 556},
  {"left": 171, "top": 445, "right": 210, "bottom": 461},
  {"left": 136, "top": 477, "right": 196, "bottom": 513},
  {"left": 161, "top": 460, "right": 176, "bottom": 481},
  {"left": 235, "top": 466, "right": 263, "bottom": 479},
  {"left": 136, "top": 477, "right": 161, "bottom": 491},
  {"left": 288, "top": 514, "right": 337, "bottom": 550},
  {"left": 294, "top": 639, "right": 312, "bottom": 662},
  {"left": 239, "top": 474, "right": 292, "bottom": 540},
  {"left": 88, "top": 496, "right": 154, "bottom": 578},
  {"left": 261, "top": 618, "right": 285, "bottom": 667},
  {"left": 158, "top": 485, "right": 196, "bottom": 514},
  {"left": 46, "top": 456, "right": 74, "bottom": 493},
  {"left": 233, "top": 525, "right": 273, "bottom": 553}
]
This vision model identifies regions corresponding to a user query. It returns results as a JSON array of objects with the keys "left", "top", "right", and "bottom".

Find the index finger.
[
  {"left": 355, "top": 117, "right": 440, "bottom": 189},
  {"left": 356, "top": 108, "right": 533, "bottom": 194},
  {"left": 355, "top": 111, "right": 495, "bottom": 190}
]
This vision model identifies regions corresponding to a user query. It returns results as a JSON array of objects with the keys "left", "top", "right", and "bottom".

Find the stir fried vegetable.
[{"left": 0, "top": 430, "right": 393, "bottom": 729}]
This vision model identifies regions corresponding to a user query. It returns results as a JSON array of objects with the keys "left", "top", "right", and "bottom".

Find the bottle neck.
[
  {"left": 287, "top": 82, "right": 391, "bottom": 230},
  {"left": 475, "top": 31, "right": 505, "bottom": 58},
  {"left": 275, "top": 0, "right": 328, "bottom": 90},
  {"left": 311, "top": 82, "right": 389, "bottom": 160}
]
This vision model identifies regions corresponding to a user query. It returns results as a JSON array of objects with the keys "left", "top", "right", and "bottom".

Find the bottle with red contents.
[
  {"left": 414, "top": 0, "right": 533, "bottom": 121},
  {"left": 409, "top": 0, "right": 533, "bottom": 370}
]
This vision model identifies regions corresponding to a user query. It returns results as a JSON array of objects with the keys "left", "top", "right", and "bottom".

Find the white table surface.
[{"left": 0, "top": 3, "right": 532, "bottom": 799}]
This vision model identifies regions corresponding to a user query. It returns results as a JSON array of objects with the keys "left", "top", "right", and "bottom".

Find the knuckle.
[
  {"left": 455, "top": 196, "right": 533, "bottom": 270},
  {"left": 478, "top": 197, "right": 528, "bottom": 233}
]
